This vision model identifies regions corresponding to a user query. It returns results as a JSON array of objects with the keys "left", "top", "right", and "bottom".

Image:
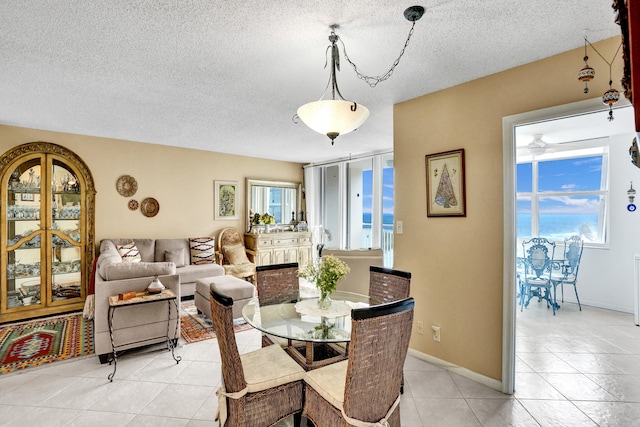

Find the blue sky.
[
  {"left": 517, "top": 156, "right": 603, "bottom": 215},
  {"left": 362, "top": 168, "right": 394, "bottom": 219}
]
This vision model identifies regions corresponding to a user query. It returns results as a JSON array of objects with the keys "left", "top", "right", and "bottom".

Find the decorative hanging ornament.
[
  {"left": 602, "top": 86, "right": 620, "bottom": 121},
  {"left": 580, "top": 35, "right": 622, "bottom": 121},
  {"left": 578, "top": 39, "right": 595, "bottom": 94},
  {"left": 628, "top": 181, "right": 637, "bottom": 212},
  {"left": 627, "top": 181, "right": 636, "bottom": 203}
]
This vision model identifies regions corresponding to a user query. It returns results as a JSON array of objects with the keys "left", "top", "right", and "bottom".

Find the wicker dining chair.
[
  {"left": 369, "top": 265, "right": 411, "bottom": 305},
  {"left": 255, "top": 262, "right": 299, "bottom": 347},
  {"left": 369, "top": 265, "right": 411, "bottom": 393},
  {"left": 303, "top": 298, "right": 415, "bottom": 427},
  {"left": 209, "top": 289, "right": 305, "bottom": 427}
]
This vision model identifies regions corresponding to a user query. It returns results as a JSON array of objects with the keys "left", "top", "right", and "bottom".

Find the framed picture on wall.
[
  {"left": 425, "top": 149, "right": 466, "bottom": 217},
  {"left": 214, "top": 180, "right": 239, "bottom": 220}
]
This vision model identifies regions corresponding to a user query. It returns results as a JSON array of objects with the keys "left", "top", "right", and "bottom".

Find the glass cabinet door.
[
  {"left": 49, "top": 159, "right": 83, "bottom": 305},
  {"left": 5, "top": 155, "right": 45, "bottom": 310}
]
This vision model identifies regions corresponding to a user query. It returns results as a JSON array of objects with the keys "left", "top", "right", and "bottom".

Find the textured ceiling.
[{"left": 0, "top": 1, "right": 623, "bottom": 163}]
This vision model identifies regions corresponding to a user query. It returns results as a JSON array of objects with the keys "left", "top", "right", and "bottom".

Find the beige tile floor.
[{"left": 0, "top": 300, "right": 639, "bottom": 426}]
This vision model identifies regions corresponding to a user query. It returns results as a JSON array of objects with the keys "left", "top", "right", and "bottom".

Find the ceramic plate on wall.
[
  {"left": 116, "top": 175, "right": 138, "bottom": 197},
  {"left": 128, "top": 199, "right": 139, "bottom": 211},
  {"left": 140, "top": 197, "right": 159, "bottom": 217}
]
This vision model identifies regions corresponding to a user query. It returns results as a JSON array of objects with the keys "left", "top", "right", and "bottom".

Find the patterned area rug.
[
  {"left": 180, "top": 300, "right": 252, "bottom": 343},
  {"left": 0, "top": 312, "right": 93, "bottom": 375}
]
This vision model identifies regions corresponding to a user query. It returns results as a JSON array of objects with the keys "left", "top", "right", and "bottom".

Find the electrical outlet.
[
  {"left": 416, "top": 321, "right": 424, "bottom": 335},
  {"left": 396, "top": 221, "right": 403, "bottom": 234},
  {"left": 432, "top": 325, "right": 441, "bottom": 342}
]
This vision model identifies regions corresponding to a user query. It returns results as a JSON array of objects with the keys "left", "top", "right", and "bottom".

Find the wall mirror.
[{"left": 246, "top": 178, "right": 301, "bottom": 228}]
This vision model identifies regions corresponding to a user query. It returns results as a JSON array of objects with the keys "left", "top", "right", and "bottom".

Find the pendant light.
[{"left": 296, "top": 5, "right": 424, "bottom": 144}]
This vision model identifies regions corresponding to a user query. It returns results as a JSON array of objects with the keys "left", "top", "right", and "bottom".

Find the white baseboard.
[{"left": 407, "top": 348, "right": 504, "bottom": 393}]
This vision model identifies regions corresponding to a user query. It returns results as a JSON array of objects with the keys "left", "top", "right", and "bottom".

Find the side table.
[{"left": 107, "top": 289, "right": 181, "bottom": 381}]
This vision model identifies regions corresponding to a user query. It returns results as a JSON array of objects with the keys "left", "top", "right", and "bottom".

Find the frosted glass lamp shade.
[{"left": 297, "top": 100, "right": 370, "bottom": 142}]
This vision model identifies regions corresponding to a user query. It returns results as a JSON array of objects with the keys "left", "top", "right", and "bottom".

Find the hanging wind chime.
[{"left": 578, "top": 35, "right": 622, "bottom": 121}]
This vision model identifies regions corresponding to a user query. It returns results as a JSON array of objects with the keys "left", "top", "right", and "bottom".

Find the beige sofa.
[
  {"left": 94, "top": 238, "right": 225, "bottom": 362},
  {"left": 97, "top": 238, "right": 225, "bottom": 297}
]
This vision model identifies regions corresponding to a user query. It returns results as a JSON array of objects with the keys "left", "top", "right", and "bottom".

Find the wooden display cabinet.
[
  {"left": 0, "top": 142, "right": 96, "bottom": 323},
  {"left": 244, "top": 231, "right": 313, "bottom": 267}
]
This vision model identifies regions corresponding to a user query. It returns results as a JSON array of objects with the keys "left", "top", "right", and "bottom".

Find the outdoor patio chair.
[
  {"left": 551, "top": 235, "right": 584, "bottom": 310},
  {"left": 521, "top": 237, "right": 557, "bottom": 315}
]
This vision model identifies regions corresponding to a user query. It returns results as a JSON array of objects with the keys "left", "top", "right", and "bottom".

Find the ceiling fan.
[
  {"left": 517, "top": 134, "right": 585, "bottom": 157},
  {"left": 522, "top": 134, "right": 550, "bottom": 156}
]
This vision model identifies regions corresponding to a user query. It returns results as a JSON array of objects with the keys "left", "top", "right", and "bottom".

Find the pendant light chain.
[
  {"left": 295, "top": 5, "right": 424, "bottom": 143},
  {"left": 340, "top": 20, "right": 418, "bottom": 88}
]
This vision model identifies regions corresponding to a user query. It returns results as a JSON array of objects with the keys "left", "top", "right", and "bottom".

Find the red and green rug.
[
  {"left": 180, "top": 300, "right": 253, "bottom": 343},
  {"left": 0, "top": 301, "right": 253, "bottom": 373},
  {"left": 0, "top": 312, "right": 93, "bottom": 375}
]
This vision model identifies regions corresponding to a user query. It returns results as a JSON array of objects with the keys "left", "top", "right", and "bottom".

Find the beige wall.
[
  {"left": 0, "top": 126, "right": 304, "bottom": 247},
  {"left": 394, "top": 37, "right": 624, "bottom": 380}
]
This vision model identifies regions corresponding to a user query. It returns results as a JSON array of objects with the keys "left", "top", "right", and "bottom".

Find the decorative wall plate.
[
  {"left": 116, "top": 175, "right": 138, "bottom": 197},
  {"left": 128, "top": 199, "right": 139, "bottom": 211},
  {"left": 140, "top": 197, "right": 160, "bottom": 217}
]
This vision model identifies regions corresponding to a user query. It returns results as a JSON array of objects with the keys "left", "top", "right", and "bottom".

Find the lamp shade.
[{"left": 297, "top": 100, "right": 370, "bottom": 141}]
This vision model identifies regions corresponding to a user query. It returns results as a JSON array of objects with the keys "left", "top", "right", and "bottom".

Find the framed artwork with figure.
[
  {"left": 214, "top": 180, "right": 239, "bottom": 220},
  {"left": 425, "top": 149, "right": 466, "bottom": 217}
]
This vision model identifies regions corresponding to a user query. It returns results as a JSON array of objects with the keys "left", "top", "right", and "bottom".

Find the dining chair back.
[
  {"left": 368, "top": 266, "right": 411, "bottom": 305},
  {"left": 256, "top": 262, "right": 299, "bottom": 305},
  {"left": 521, "top": 237, "right": 557, "bottom": 315},
  {"left": 209, "top": 289, "right": 304, "bottom": 426},
  {"left": 255, "top": 262, "right": 299, "bottom": 347},
  {"left": 552, "top": 235, "right": 584, "bottom": 310},
  {"left": 368, "top": 265, "right": 411, "bottom": 393},
  {"left": 303, "top": 298, "right": 414, "bottom": 427}
]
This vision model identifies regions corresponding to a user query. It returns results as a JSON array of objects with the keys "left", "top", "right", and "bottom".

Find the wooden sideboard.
[{"left": 244, "top": 231, "right": 313, "bottom": 267}]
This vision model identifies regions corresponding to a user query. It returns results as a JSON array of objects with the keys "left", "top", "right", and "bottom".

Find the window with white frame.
[
  {"left": 516, "top": 139, "right": 609, "bottom": 246},
  {"left": 308, "top": 152, "right": 394, "bottom": 267}
]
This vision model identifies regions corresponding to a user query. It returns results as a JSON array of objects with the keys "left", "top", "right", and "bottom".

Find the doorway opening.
[{"left": 502, "top": 98, "right": 637, "bottom": 394}]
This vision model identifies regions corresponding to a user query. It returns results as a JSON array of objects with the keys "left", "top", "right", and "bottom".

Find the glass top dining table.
[{"left": 241, "top": 289, "right": 370, "bottom": 369}]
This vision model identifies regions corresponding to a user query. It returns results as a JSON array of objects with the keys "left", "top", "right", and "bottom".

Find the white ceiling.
[{"left": 0, "top": 1, "right": 624, "bottom": 163}]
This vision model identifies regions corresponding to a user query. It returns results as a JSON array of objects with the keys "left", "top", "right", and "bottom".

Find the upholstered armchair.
[{"left": 216, "top": 227, "right": 256, "bottom": 284}]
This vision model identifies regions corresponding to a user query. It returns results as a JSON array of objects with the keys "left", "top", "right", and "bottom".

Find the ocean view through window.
[
  {"left": 312, "top": 152, "right": 395, "bottom": 267},
  {"left": 517, "top": 144, "right": 608, "bottom": 246}
]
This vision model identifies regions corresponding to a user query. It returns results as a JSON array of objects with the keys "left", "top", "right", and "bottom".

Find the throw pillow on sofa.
[
  {"left": 189, "top": 237, "right": 215, "bottom": 264},
  {"left": 164, "top": 248, "right": 186, "bottom": 267},
  {"left": 117, "top": 242, "right": 142, "bottom": 263},
  {"left": 223, "top": 243, "right": 251, "bottom": 265}
]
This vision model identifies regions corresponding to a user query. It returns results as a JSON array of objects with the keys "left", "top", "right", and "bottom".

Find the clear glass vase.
[{"left": 317, "top": 291, "right": 332, "bottom": 309}]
